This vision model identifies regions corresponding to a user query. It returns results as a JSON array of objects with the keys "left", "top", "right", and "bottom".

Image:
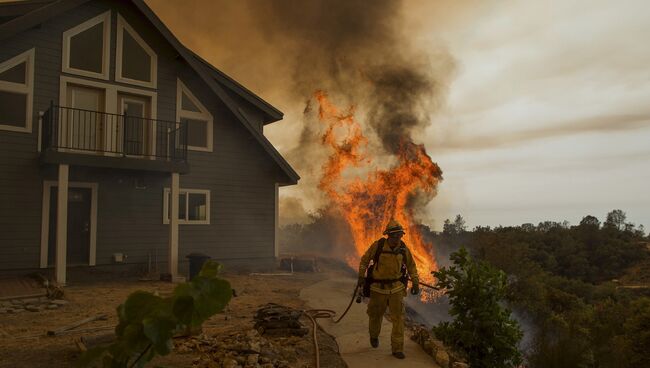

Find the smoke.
[{"left": 147, "top": 0, "right": 456, "bottom": 252}]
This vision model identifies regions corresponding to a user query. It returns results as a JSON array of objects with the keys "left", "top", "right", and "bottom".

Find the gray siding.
[{"left": 0, "top": 0, "right": 285, "bottom": 273}]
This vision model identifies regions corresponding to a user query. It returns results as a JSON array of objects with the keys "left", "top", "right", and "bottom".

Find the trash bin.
[{"left": 186, "top": 252, "right": 211, "bottom": 280}]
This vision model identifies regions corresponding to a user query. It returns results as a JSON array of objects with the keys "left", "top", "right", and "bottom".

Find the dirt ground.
[{"left": 0, "top": 260, "right": 353, "bottom": 368}]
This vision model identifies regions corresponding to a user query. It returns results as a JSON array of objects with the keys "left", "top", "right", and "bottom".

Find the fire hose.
[{"left": 303, "top": 279, "right": 439, "bottom": 368}]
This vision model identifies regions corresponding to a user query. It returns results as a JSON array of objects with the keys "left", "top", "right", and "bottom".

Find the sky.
[{"left": 147, "top": 0, "right": 650, "bottom": 231}]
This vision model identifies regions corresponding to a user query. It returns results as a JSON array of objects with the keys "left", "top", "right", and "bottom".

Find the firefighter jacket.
[{"left": 358, "top": 239, "right": 419, "bottom": 295}]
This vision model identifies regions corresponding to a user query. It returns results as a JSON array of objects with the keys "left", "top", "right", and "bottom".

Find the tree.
[
  {"left": 443, "top": 214, "right": 467, "bottom": 236},
  {"left": 454, "top": 214, "right": 467, "bottom": 234},
  {"left": 432, "top": 248, "right": 523, "bottom": 368},
  {"left": 579, "top": 215, "right": 600, "bottom": 228},
  {"left": 604, "top": 209, "right": 626, "bottom": 230}
]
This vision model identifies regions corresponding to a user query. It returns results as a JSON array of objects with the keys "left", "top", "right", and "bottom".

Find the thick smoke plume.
[{"left": 148, "top": 0, "right": 455, "bottom": 255}]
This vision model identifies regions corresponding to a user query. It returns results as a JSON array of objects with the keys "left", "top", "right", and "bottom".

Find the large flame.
[{"left": 314, "top": 91, "right": 442, "bottom": 299}]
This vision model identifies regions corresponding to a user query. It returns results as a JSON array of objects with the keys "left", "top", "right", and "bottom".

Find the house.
[{"left": 0, "top": 0, "right": 299, "bottom": 284}]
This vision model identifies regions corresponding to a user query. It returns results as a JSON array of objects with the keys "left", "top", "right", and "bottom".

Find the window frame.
[
  {"left": 176, "top": 79, "right": 213, "bottom": 152},
  {"left": 62, "top": 11, "right": 111, "bottom": 80},
  {"left": 163, "top": 187, "right": 210, "bottom": 225},
  {"left": 115, "top": 14, "right": 158, "bottom": 89},
  {"left": 0, "top": 48, "right": 35, "bottom": 133}
]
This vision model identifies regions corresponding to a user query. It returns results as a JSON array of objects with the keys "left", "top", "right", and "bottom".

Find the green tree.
[
  {"left": 604, "top": 209, "right": 626, "bottom": 230},
  {"left": 432, "top": 248, "right": 523, "bottom": 368},
  {"left": 454, "top": 214, "right": 467, "bottom": 234},
  {"left": 579, "top": 215, "right": 600, "bottom": 229}
]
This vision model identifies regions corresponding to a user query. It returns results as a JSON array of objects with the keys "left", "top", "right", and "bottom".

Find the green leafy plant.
[
  {"left": 433, "top": 247, "right": 523, "bottom": 368},
  {"left": 78, "top": 260, "right": 232, "bottom": 368}
]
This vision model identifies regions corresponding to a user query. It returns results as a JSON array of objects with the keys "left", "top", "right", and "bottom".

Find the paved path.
[{"left": 301, "top": 276, "right": 439, "bottom": 368}]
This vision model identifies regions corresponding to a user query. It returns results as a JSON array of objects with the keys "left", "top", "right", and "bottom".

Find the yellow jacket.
[{"left": 358, "top": 238, "right": 419, "bottom": 295}]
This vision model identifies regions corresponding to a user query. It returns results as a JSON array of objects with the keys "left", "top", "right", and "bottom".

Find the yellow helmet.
[{"left": 383, "top": 219, "right": 406, "bottom": 235}]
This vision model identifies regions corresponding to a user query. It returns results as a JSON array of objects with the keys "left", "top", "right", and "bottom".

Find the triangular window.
[
  {"left": 116, "top": 15, "right": 157, "bottom": 88},
  {"left": 176, "top": 79, "right": 213, "bottom": 152},
  {"left": 0, "top": 62, "right": 26, "bottom": 84},
  {"left": 181, "top": 91, "right": 201, "bottom": 112},
  {"left": 0, "top": 49, "right": 34, "bottom": 133},
  {"left": 62, "top": 11, "right": 110, "bottom": 79}
]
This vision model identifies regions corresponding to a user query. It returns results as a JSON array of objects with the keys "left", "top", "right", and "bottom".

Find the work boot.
[
  {"left": 392, "top": 352, "right": 406, "bottom": 359},
  {"left": 370, "top": 337, "right": 379, "bottom": 348}
]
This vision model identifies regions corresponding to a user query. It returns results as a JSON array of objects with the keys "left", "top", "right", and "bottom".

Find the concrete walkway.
[{"left": 301, "top": 276, "right": 439, "bottom": 368}]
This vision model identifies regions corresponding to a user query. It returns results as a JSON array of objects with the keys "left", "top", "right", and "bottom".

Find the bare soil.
[{"left": 0, "top": 261, "right": 352, "bottom": 368}]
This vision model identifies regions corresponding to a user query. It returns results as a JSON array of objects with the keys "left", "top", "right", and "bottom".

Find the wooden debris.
[
  {"left": 254, "top": 303, "right": 308, "bottom": 337},
  {"left": 47, "top": 314, "right": 108, "bottom": 336},
  {"left": 80, "top": 332, "right": 116, "bottom": 349}
]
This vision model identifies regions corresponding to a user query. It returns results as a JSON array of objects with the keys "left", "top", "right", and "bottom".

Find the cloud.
[{"left": 434, "top": 113, "right": 650, "bottom": 151}]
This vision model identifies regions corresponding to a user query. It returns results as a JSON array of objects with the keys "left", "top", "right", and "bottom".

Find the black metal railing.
[{"left": 42, "top": 102, "right": 188, "bottom": 162}]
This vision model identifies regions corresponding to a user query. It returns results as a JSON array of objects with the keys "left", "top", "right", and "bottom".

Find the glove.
[
  {"left": 358, "top": 276, "right": 366, "bottom": 286},
  {"left": 410, "top": 282, "right": 420, "bottom": 295}
]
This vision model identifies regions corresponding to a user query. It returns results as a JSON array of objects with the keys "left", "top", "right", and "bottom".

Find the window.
[
  {"left": 57, "top": 76, "right": 158, "bottom": 155},
  {"left": 62, "top": 11, "right": 111, "bottom": 79},
  {"left": 163, "top": 188, "right": 210, "bottom": 225},
  {"left": 0, "top": 48, "right": 34, "bottom": 132},
  {"left": 176, "top": 79, "right": 213, "bottom": 151},
  {"left": 116, "top": 15, "right": 157, "bottom": 88}
]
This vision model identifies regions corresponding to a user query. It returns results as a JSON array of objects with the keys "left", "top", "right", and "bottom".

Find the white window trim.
[
  {"left": 0, "top": 48, "right": 35, "bottom": 133},
  {"left": 176, "top": 79, "right": 213, "bottom": 152},
  {"left": 58, "top": 75, "right": 158, "bottom": 156},
  {"left": 163, "top": 187, "right": 211, "bottom": 225},
  {"left": 115, "top": 14, "right": 158, "bottom": 89},
  {"left": 62, "top": 11, "right": 111, "bottom": 80},
  {"left": 40, "top": 181, "right": 98, "bottom": 268}
]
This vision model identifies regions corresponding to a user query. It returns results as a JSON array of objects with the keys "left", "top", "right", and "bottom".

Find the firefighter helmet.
[{"left": 383, "top": 220, "right": 406, "bottom": 235}]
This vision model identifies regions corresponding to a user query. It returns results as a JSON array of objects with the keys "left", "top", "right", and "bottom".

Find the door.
[
  {"left": 48, "top": 187, "right": 92, "bottom": 266},
  {"left": 119, "top": 93, "right": 151, "bottom": 156},
  {"left": 65, "top": 85, "right": 105, "bottom": 152}
]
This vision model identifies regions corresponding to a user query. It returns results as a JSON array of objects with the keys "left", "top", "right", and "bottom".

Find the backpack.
[{"left": 362, "top": 238, "right": 409, "bottom": 297}]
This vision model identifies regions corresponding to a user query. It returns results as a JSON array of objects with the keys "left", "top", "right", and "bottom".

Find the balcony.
[{"left": 41, "top": 104, "right": 189, "bottom": 173}]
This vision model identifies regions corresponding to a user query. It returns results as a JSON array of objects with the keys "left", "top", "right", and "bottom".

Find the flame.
[{"left": 314, "top": 91, "right": 443, "bottom": 300}]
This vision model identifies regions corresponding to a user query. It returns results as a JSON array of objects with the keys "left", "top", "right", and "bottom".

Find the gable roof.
[{"left": 0, "top": 0, "right": 299, "bottom": 185}]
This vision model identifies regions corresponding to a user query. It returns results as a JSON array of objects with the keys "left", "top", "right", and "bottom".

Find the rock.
[
  {"left": 23, "top": 298, "right": 40, "bottom": 304},
  {"left": 249, "top": 341, "right": 261, "bottom": 352},
  {"left": 435, "top": 350, "right": 450, "bottom": 368},
  {"left": 222, "top": 358, "right": 238, "bottom": 368},
  {"left": 422, "top": 339, "right": 436, "bottom": 355},
  {"left": 47, "top": 304, "right": 59, "bottom": 310},
  {"left": 432, "top": 339, "right": 445, "bottom": 351},
  {"left": 51, "top": 299, "right": 69, "bottom": 306},
  {"left": 452, "top": 362, "right": 469, "bottom": 368},
  {"left": 11, "top": 299, "right": 24, "bottom": 305},
  {"left": 25, "top": 305, "right": 40, "bottom": 312},
  {"left": 246, "top": 354, "right": 259, "bottom": 365}
]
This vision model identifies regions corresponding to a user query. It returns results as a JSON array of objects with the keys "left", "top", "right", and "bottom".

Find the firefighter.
[{"left": 358, "top": 220, "right": 420, "bottom": 359}]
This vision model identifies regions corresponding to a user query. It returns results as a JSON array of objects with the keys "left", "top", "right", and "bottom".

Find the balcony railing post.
[
  {"left": 122, "top": 112, "right": 127, "bottom": 157},
  {"left": 49, "top": 100, "right": 54, "bottom": 150},
  {"left": 183, "top": 120, "right": 188, "bottom": 161}
]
